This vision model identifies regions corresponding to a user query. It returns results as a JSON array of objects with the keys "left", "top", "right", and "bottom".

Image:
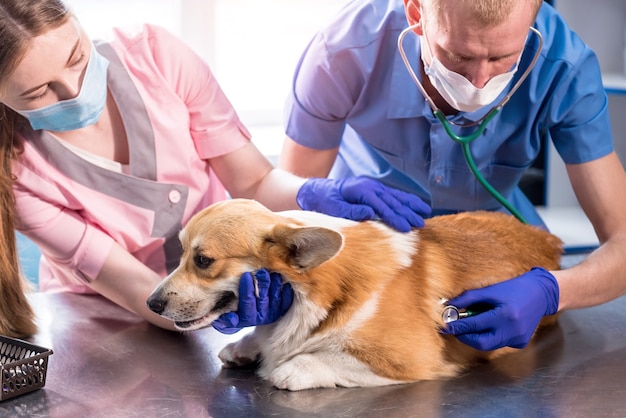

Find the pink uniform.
[{"left": 13, "top": 24, "right": 251, "bottom": 293}]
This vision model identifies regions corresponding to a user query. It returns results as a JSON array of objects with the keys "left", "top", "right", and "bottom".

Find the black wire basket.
[{"left": 0, "top": 336, "right": 52, "bottom": 401}]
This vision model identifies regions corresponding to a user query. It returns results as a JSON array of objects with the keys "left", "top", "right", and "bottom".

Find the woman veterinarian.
[{"left": 0, "top": 0, "right": 430, "bottom": 335}]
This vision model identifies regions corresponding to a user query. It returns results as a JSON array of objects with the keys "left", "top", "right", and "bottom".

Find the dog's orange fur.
[
  {"left": 266, "top": 210, "right": 561, "bottom": 381},
  {"left": 332, "top": 212, "right": 561, "bottom": 380},
  {"left": 148, "top": 199, "right": 562, "bottom": 389}
]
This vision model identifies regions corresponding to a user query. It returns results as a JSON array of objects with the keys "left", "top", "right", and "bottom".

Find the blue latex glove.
[
  {"left": 212, "top": 269, "right": 293, "bottom": 334},
  {"left": 442, "top": 267, "right": 559, "bottom": 350},
  {"left": 297, "top": 176, "right": 432, "bottom": 232}
]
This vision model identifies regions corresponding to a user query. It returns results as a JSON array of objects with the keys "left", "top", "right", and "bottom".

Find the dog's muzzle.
[
  {"left": 147, "top": 296, "right": 167, "bottom": 315},
  {"left": 146, "top": 290, "right": 237, "bottom": 319}
]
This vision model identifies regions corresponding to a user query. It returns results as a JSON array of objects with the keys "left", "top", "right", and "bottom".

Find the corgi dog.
[{"left": 147, "top": 199, "right": 562, "bottom": 391}]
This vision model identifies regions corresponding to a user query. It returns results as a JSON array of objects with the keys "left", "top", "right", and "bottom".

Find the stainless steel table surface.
[{"left": 2, "top": 289, "right": 626, "bottom": 418}]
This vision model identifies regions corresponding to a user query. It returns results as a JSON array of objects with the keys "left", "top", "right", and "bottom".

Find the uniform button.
[
  {"left": 434, "top": 176, "right": 444, "bottom": 184},
  {"left": 168, "top": 190, "right": 181, "bottom": 204}
]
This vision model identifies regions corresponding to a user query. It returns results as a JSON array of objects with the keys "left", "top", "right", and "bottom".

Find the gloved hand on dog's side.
[
  {"left": 212, "top": 269, "right": 294, "bottom": 334},
  {"left": 441, "top": 267, "right": 560, "bottom": 351},
  {"left": 297, "top": 176, "right": 432, "bottom": 232}
]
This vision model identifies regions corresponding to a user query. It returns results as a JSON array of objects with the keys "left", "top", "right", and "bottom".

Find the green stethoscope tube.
[
  {"left": 433, "top": 109, "right": 527, "bottom": 224},
  {"left": 397, "top": 24, "right": 545, "bottom": 226}
]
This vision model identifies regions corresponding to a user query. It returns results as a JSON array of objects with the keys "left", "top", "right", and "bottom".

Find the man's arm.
[
  {"left": 441, "top": 152, "right": 626, "bottom": 351},
  {"left": 554, "top": 151, "right": 626, "bottom": 310}
]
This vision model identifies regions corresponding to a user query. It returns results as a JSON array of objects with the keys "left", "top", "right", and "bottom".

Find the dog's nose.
[{"left": 147, "top": 298, "right": 167, "bottom": 315}]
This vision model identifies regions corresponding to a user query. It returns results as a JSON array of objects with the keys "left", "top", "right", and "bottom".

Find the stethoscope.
[
  {"left": 397, "top": 24, "right": 544, "bottom": 225},
  {"left": 441, "top": 304, "right": 473, "bottom": 324},
  {"left": 440, "top": 299, "right": 489, "bottom": 323}
]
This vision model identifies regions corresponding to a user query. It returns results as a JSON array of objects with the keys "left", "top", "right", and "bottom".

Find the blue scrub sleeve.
[
  {"left": 547, "top": 46, "right": 614, "bottom": 164},
  {"left": 284, "top": 34, "right": 360, "bottom": 150}
]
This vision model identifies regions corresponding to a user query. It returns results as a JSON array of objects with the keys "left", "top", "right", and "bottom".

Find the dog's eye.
[{"left": 194, "top": 254, "right": 214, "bottom": 269}]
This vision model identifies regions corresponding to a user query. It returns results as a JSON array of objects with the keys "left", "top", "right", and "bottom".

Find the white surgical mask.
[{"left": 420, "top": 31, "right": 521, "bottom": 113}]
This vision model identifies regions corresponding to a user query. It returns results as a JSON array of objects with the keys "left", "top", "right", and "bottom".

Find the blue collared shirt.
[{"left": 284, "top": 0, "right": 613, "bottom": 225}]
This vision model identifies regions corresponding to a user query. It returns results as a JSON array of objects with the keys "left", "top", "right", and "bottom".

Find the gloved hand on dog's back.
[
  {"left": 297, "top": 176, "right": 432, "bottom": 232},
  {"left": 212, "top": 269, "right": 293, "bottom": 334},
  {"left": 441, "top": 267, "right": 560, "bottom": 351}
]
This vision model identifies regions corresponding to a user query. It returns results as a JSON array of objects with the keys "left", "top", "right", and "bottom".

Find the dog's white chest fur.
[{"left": 219, "top": 292, "right": 403, "bottom": 390}]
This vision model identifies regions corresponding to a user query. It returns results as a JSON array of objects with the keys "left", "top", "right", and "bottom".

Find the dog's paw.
[
  {"left": 218, "top": 338, "right": 260, "bottom": 368},
  {"left": 269, "top": 355, "right": 336, "bottom": 391},
  {"left": 270, "top": 363, "right": 316, "bottom": 391}
]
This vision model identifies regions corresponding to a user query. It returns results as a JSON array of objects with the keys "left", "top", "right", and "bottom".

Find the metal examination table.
[{"left": 2, "top": 273, "right": 626, "bottom": 417}]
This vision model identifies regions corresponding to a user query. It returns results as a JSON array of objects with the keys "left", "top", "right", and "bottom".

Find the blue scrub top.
[{"left": 284, "top": 0, "right": 613, "bottom": 226}]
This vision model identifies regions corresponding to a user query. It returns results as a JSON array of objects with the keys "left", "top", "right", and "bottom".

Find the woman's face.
[{"left": 1, "top": 18, "right": 92, "bottom": 111}]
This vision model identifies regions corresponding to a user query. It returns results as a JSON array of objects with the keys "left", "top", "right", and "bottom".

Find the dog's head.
[{"left": 146, "top": 199, "right": 346, "bottom": 330}]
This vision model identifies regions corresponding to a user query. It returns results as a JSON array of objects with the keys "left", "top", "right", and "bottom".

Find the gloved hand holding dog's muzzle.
[
  {"left": 297, "top": 176, "right": 432, "bottom": 232},
  {"left": 212, "top": 269, "right": 294, "bottom": 334},
  {"left": 441, "top": 267, "right": 560, "bottom": 350}
]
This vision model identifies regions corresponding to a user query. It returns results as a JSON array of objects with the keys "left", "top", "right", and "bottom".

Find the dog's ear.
[{"left": 269, "top": 225, "right": 343, "bottom": 271}]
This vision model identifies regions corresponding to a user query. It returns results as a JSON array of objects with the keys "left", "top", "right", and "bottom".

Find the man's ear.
[{"left": 404, "top": 0, "right": 424, "bottom": 36}]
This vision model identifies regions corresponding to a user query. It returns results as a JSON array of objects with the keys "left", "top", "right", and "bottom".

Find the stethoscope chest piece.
[
  {"left": 441, "top": 303, "right": 475, "bottom": 323},
  {"left": 441, "top": 305, "right": 461, "bottom": 323}
]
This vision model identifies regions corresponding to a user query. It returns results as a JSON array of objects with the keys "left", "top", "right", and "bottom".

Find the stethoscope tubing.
[{"left": 397, "top": 24, "right": 545, "bottom": 225}]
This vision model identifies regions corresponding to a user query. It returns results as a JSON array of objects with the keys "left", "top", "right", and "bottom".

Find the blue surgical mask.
[{"left": 17, "top": 44, "right": 109, "bottom": 131}]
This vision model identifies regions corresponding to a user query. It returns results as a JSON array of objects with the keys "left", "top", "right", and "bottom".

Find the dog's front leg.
[{"left": 218, "top": 328, "right": 268, "bottom": 368}]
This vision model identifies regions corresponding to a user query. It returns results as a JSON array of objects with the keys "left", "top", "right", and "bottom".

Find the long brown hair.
[{"left": 0, "top": 0, "right": 71, "bottom": 337}]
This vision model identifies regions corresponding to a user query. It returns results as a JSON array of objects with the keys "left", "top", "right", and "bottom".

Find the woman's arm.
[
  {"left": 16, "top": 189, "right": 177, "bottom": 330},
  {"left": 89, "top": 242, "right": 177, "bottom": 330},
  {"left": 209, "top": 140, "right": 431, "bottom": 231},
  {"left": 208, "top": 141, "right": 305, "bottom": 212},
  {"left": 278, "top": 136, "right": 339, "bottom": 178}
]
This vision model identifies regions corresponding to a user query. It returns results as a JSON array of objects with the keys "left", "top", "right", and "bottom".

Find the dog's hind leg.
[{"left": 267, "top": 351, "right": 404, "bottom": 391}]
